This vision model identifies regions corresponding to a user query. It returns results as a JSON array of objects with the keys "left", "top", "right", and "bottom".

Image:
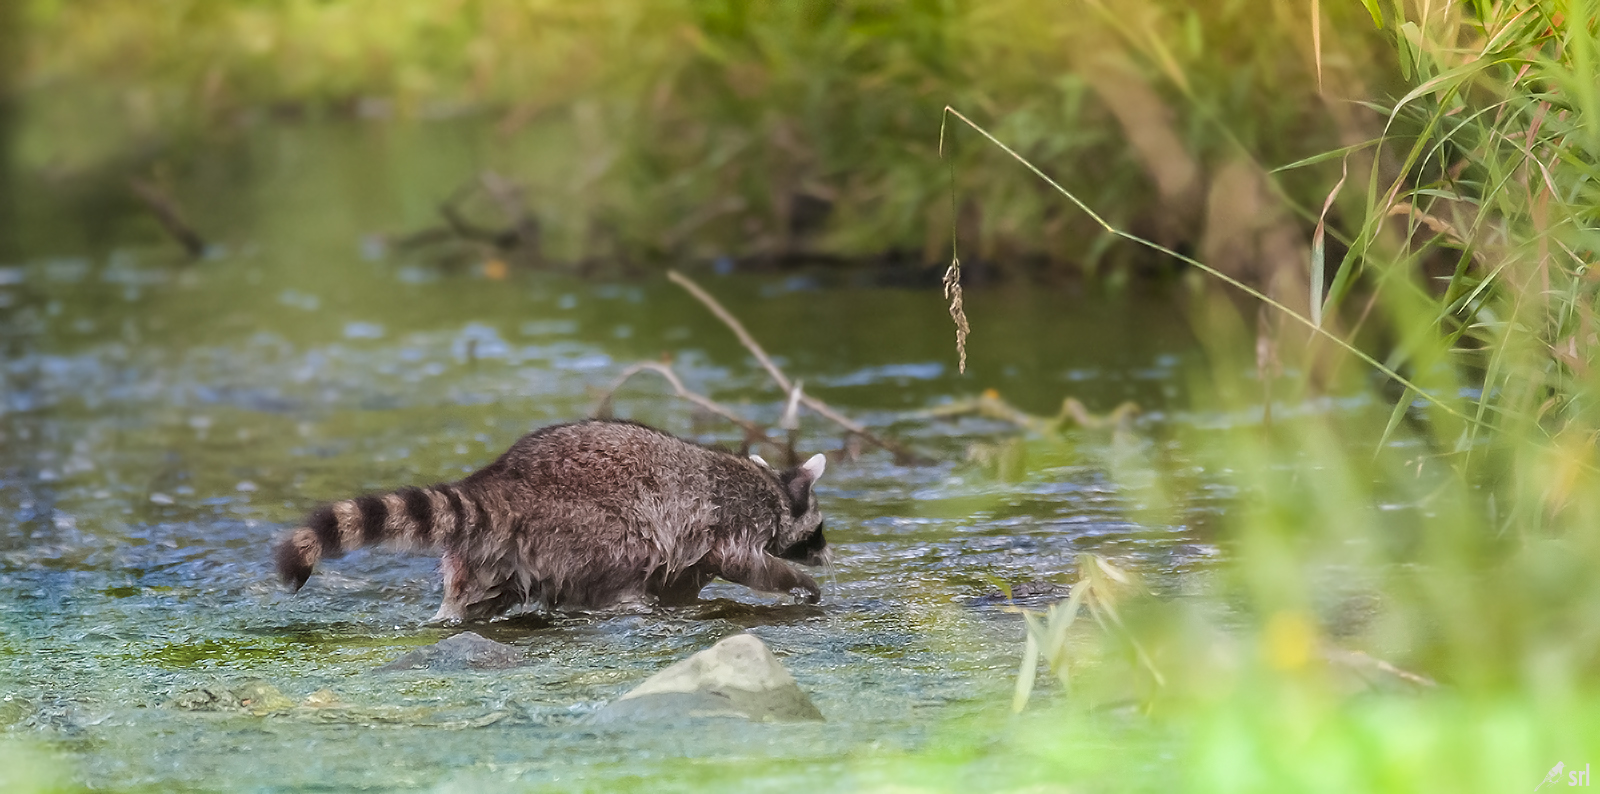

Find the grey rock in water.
[
  {"left": 375, "top": 631, "right": 525, "bottom": 672},
  {"left": 590, "top": 633, "right": 823, "bottom": 724}
]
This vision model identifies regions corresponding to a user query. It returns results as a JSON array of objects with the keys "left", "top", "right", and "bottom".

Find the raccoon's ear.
[
  {"left": 785, "top": 453, "right": 826, "bottom": 504},
  {"left": 749, "top": 454, "right": 771, "bottom": 469},
  {"left": 801, "top": 453, "right": 826, "bottom": 482}
]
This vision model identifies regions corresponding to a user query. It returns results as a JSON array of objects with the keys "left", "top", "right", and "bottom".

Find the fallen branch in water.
[
  {"left": 665, "top": 269, "right": 930, "bottom": 465},
  {"left": 129, "top": 178, "right": 207, "bottom": 258},
  {"left": 924, "top": 389, "right": 1140, "bottom": 434},
  {"left": 591, "top": 361, "right": 770, "bottom": 443},
  {"left": 437, "top": 172, "right": 541, "bottom": 253},
  {"left": 666, "top": 270, "right": 790, "bottom": 390},
  {"left": 389, "top": 172, "right": 542, "bottom": 270}
]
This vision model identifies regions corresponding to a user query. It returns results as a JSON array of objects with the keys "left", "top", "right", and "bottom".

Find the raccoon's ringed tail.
[
  {"left": 275, "top": 502, "right": 344, "bottom": 592},
  {"left": 275, "top": 487, "right": 461, "bottom": 592},
  {"left": 274, "top": 527, "right": 323, "bottom": 592}
]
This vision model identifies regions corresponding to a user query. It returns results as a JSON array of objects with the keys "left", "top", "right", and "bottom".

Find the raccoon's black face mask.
[{"left": 776, "top": 520, "right": 828, "bottom": 567}]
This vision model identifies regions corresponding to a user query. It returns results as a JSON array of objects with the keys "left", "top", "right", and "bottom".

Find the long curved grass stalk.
[{"left": 938, "top": 105, "right": 1476, "bottom": 426}]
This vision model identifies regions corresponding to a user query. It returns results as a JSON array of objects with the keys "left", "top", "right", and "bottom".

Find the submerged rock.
[
  {"left": 15, "top": 696, "right": 114, "bottom": 732},
  {"left": 169, "top": 680, "right": 295, "bottom": 715},
  {"left": 374, "top": 631, "right": 525, "bottom": 672},
  {"left": 590, "top": 633, "right": 823, "bottom": 724},
  {"left": 300, "top": 689, "right": 342, "bottom": 709},
  {"left": 0, "top": 696, "right": 30, "bottom": 728}
]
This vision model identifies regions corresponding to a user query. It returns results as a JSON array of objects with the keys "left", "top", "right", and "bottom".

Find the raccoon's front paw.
[{"left": 789, "top": 585, "right": 821, "bottom": 605}]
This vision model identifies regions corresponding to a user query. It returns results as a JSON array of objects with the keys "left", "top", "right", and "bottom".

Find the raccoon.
[{"left": 273, "top": 419, "right": 831, "bottom": 623}]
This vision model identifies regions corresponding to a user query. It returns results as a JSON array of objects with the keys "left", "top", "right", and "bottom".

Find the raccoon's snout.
[{"left": 777, "top": 523, "right": 829, "bottom": 567}]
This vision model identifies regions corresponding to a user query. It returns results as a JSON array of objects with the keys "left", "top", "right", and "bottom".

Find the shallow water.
[{"left": 2, "top": 122, "right": 1228, "bottom": 791}]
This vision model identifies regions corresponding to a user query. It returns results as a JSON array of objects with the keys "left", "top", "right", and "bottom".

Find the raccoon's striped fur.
[{"left": 274, "top": 419, "right": 830, "bottom": 623}]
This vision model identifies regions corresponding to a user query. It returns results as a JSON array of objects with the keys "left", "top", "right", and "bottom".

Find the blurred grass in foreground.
[
  {"left": 0, "top": 740, "right": 77, "bottom": 793},
  {"left": 888, "top": 2, "right": 1600, "bottom": 791}
]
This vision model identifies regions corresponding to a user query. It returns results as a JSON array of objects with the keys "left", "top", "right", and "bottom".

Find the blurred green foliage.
[
  {"left": 0, "top": 740, "right": 78, "bottom": 793},
  {"left": 14, "top": 0, "right": 1392, "bottom": 271},
  {"left": 909, "top": 2, "right": 1600, "bottom": 791}
]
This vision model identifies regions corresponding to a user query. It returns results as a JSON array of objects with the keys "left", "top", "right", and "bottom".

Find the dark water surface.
[{"left": 2, "top": 122, "right": 1226, "bottom": 791}]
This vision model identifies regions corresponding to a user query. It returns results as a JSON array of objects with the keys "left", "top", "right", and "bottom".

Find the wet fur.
[{"left": 273, "top": 420, "right": 830, "bottom": 623}]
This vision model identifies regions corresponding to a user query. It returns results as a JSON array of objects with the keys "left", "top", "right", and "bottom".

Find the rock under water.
[{"left": 374, "top": 631, "right": 526, "bottom": 672}]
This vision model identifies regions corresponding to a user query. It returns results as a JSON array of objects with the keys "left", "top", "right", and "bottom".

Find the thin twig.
[
  {"left": 780, "top": 381, "right": 804, "bottom": 465},
  {"left": 780, "top": 381, "right": 804, "bottom": 431},
  {"left": 592, "top": 361, "right": 769, "bottom": 440},
  {"left": 666, "top": 270, "right": 794, "bottom": 391},
  {"left": 129, "top": 178, "right": 206, "bottom": 258},
  {"left": 666, "top": 269, "right": 929, "bottom": 464},
  {"left": 799, "top": 393, "right": 927, "bottom": 465}
]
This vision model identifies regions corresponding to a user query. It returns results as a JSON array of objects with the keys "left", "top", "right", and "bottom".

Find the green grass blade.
[
  {"left": 1271, "top": 141, "right": 1377, "bottom": 174},
  {"left": 1360, "top": 0, "right": 1383, "bottom": 28},
  {"left": 1013, "top": 620, "right": 1042, "bottom": 713}
]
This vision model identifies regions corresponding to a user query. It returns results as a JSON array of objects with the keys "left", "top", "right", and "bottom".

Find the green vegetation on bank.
[{"left": 15, "top": 0, "right": 1391, "bottom": 271}]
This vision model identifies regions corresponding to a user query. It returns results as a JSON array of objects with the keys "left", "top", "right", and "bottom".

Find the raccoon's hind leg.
[
  {"left": 429, "top": 551, "right": 525, "bottom": 624},
  {"left": 650, "top": 562, "right": 715, "bottom": 606},
  {"left": 428, "top": 552, "right": 474, "bottom": 625}
]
